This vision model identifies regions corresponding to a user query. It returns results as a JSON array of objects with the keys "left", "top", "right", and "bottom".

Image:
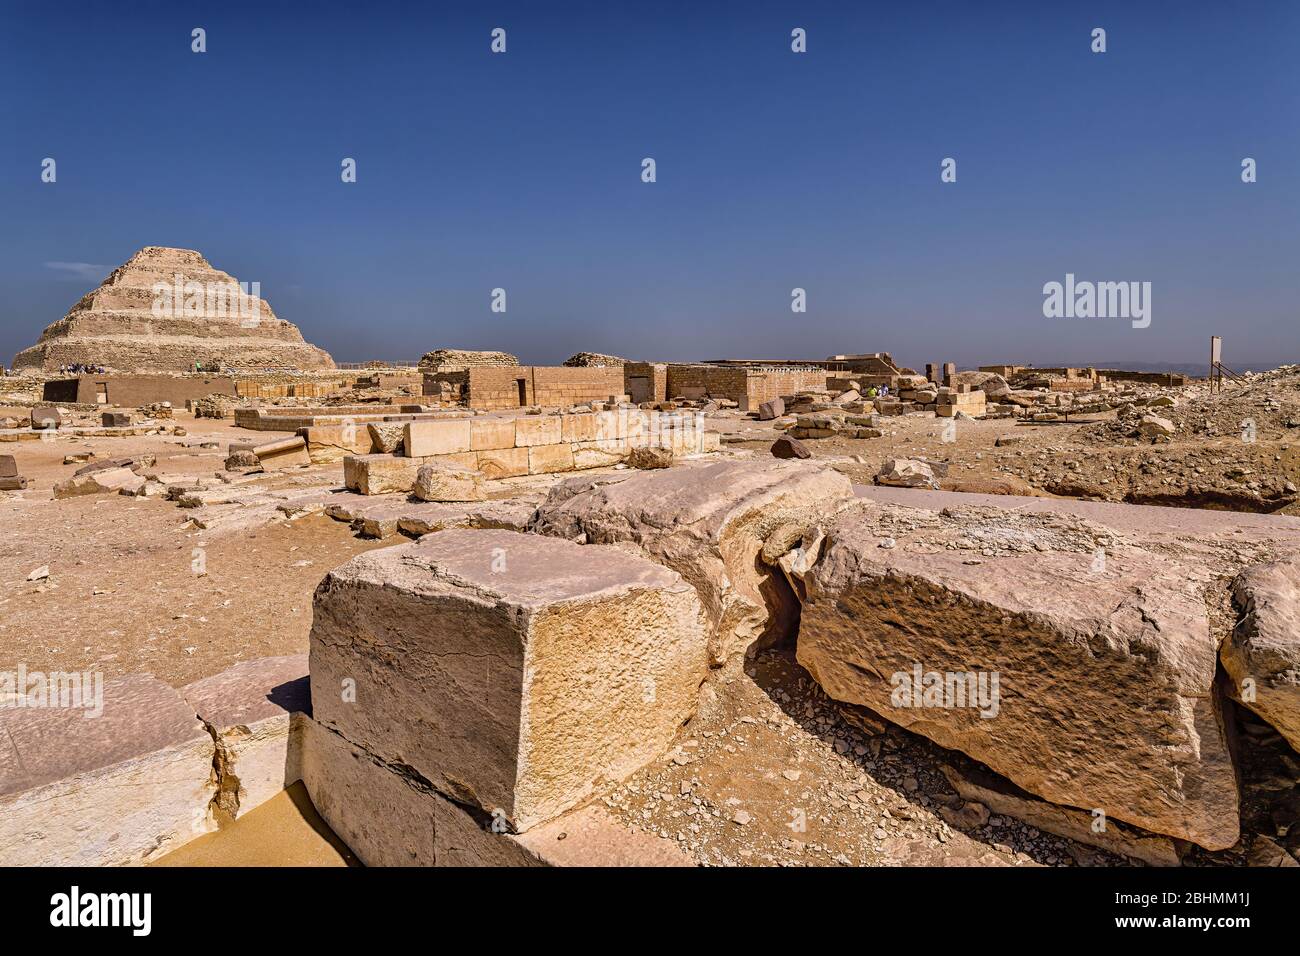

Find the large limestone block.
[
  {"left": 515, "top": 416, "right": 562, "bottom": 447},
  {"left": 470, "top": 417, "right": 516, "bottom": 451},
  {"left": 310, "top": 529, "right": 708, "bottom": 832},
  {"left": 532, "top": 460, "right": 856, "bottom": 665},
  {"left": 0, "top": 675, "right": 215, "bottom": 865},
  {"left": 797, "top": 505, "right": 1239, "bottom": 850},
  {"left": 344, "top": 453, "right": 423, "bottom": 495},
  {"left": 182, "top": 655, "right": 310, "bottom": 823},
  {"left": 1223, "top": 554, "right": 1300, "bottom": 751},
  {"left": 412, "top": 462, "right": 487, "bottom": 502},
  {"left": 528, "top": 443, "right": 574, "bottom": 474},
  {"left": 300, "top": 717, "right": 544, "bottom": 866},
  {"left": 300, "top": 717, "right": 690, "bottom": 866},
  {"left": 476, "top": 446, "right": 529, "bottom": 478},
  {"left": 405, "top": 419, "right": 471, "bottom": 457},
  {"left": 303, "top": 424, "right": 374, "bottom": 463}
]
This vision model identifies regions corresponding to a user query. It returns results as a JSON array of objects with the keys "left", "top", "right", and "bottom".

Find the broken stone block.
[
  {"left": 30, "top": 406, "right": 62, "bottom": 429},
  {"left": 299, "top": 716, "right": 545, "bottom": 866},
  {"left": 875, "top": 458, "right": 938, "bottom": 489},
  {"left": 628, "top": 445, "right": 672, "bottom": 469},
  {"left": 405, "top": 419, "right": 472, "bottom": 457},
  {"left": 225, "top": 449, "right": 260, "bottom": 471},
  {"left": 1139, "top": 414, "right": 1176, "bottom": 439},
  {"left": 412, "top": 462, "right": 487, "bottom": 502},
  {"left": 310, "top": 528, "right": 708, "bottom": 832},
  {"left": 770, "top": 436, "right": 811, "bottom": 460},
  {"left": 797, "top": 505, "right": 1239, "bottom": 850},
  {"left": 1222, "top": 554, "right": 1300, "bottom": 752},
  {"left": 53, "top": 465, "right": 146, "bottom": 499},
  {"left": 344, "top": 453, "right": 423, "bottom": 495},
  {"left": 757, "top": 398, "right": 785, "bottom": 421},
  {"left": 366, "top": 422, "right": 405, "bottom": 455},
  {"left": 100, "top": 411, "right": 131, "bottom": 427},
  {"left": 533, "top": 460, "right": 855, "bottom": 666},
  {"left": 0, "top": 455, "right": 25, "bottom": 491},
  {"left": 572, "top": 440, "right": 627, "bottom": 469},
  {"left": 254, "top": 436, "right": 311, "bottom": 471},
  {"left": 302, "top": 424, "right": 373, "bottom": 463},
  {"left": 182, "top": 655, "right": 310, "bottom": 824},
  {"left": 475, "top": 446, "right": 529, "bottom": 479},
  {"left": 0, "top": 674, "right": 215, "bottom": 865},
  {"left": 939, "top": 762, "right": 1182, "bottom": 866}
]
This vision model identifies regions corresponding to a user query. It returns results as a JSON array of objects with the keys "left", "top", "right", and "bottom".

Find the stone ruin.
[
  {"left": 6, "top": 458, "right": 1296, "bottom": 867},
  {"left": 12, "top": 246, "right": 335, "bottom": 373}
]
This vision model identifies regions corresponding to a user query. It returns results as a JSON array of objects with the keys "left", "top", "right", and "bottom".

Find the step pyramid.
[{"left": 13, "top": 247, "right": 335, "bottom": 373}]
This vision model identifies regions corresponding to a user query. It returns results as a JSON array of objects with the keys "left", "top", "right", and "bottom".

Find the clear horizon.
[{"left": 2, "top": 1, "right": 1296, "bottom": 374}]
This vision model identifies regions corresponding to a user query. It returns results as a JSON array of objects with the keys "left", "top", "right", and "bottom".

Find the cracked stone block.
[
  {"left": 303, "top": 424, "right": 373, "bottom": 463},
  {"left": 532, "top": 460, "right": 856, "bottom": 665},
  {"left": 475, "top": 446, "right": 529, "bottom": 478},
  {"left": 1224, "top": 553, "right": 1300, "bottom": 751},
  {"left": 344, "top": 454, "right": 422, "bottom": 495},
  {"left": 309, "top": 528, "right": 708, "bottom": 832},
  {"left": 300, "top": 717, "right": 691, "bottom": 866},
  {"left": 182, "top": 655, "right": 310, "bottom": 824},
  {"left": 797, "top": 504, "right": 1239, "bottom": 850},
  {"left": 0, "top": 674, "right": 215, "bottom": 866}
]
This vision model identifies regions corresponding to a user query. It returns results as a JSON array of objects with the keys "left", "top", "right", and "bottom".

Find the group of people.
[{"left": 58, "top": 363, "right": 106, "bottom": 374}]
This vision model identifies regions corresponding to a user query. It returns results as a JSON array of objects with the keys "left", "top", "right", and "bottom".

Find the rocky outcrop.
[
  {"left": 563, "top": 352, "right": 627, "bottom": 367},
  {"left": 418, "top": 349, "right": 519, "bottom": 371},
  {"left": 532, "top": 460, "right": 856, "bottom": 666},
  {"left": 796, "top": 502, "right": 1240, "bottom": 850},
  {"left": 1223, "top": 554, "right": 1300, "bottom": 752},
  {"left": 13, "top": 246, "right": 334, "bottom": 373}
]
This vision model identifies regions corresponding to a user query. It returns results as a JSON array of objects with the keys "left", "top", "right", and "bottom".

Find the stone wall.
[
  {"left": 663, "top": 365, "right": 827, "bottom": 411},
  {"left": 41, "top": 374, "right": 238, "bottom": 406},
  {"left": 423, "top": 366, "right": 625, "bottom": 410}
]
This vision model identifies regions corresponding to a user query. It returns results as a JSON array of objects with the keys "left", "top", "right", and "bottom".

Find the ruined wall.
[
  {"left": 624, "top": 362, "right": 668, "bottom": 403},
  {"left": 665, "top": 365, "right": 826, "bottom": 411},
  {"left": 43, "top": 374, "right": 238, "bottom": 406}
]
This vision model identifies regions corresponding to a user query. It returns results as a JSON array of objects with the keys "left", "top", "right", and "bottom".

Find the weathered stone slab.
[
  {"left": 0, "top": 674, "right": 215, "bottom": 865},
  {"left": 515, "top": 416, "right": 562, "bottom": 447},
  {"left": 528, "top": 443, "right": 574, "bottom": 474},
  {"left": 797, "top": 504, "right": 1239, "bottom": 850},
  {"left": 532, "top": 460, "right": 855, "bottom": 665},
  {"left": 182, "top": 655, "right": 310, "bottom": 824},
  {"left": 344, "top": 454, "right": 423, "bottom": 495},
  {"left": 405, "top": 419, "right": 471, "bottom": 457},
  {"left": 303, "top": 424, "right": 373, "bottom": 463},
  {"left": 1223, "top": 554, "right": 1300, "bottom": 751},
  {"left": 310, "top": 528, "right": 708, "bottom": 831},
  {"left": 470, "top": 417, "right": 516, "bottom": 451},
  {"left": 475, "top": 446, "right": 529, "bottom": 478},
  {"left": 53, "top": 465, "right": 145, "bottom": 499},
  {"left": 413, "top": 462, "right": 486, "bottom": 502}
]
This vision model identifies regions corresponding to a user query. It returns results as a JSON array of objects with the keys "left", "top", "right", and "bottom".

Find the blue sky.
[{"left": 1, "top": 0, "right": 1296, "bottom": 370}]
